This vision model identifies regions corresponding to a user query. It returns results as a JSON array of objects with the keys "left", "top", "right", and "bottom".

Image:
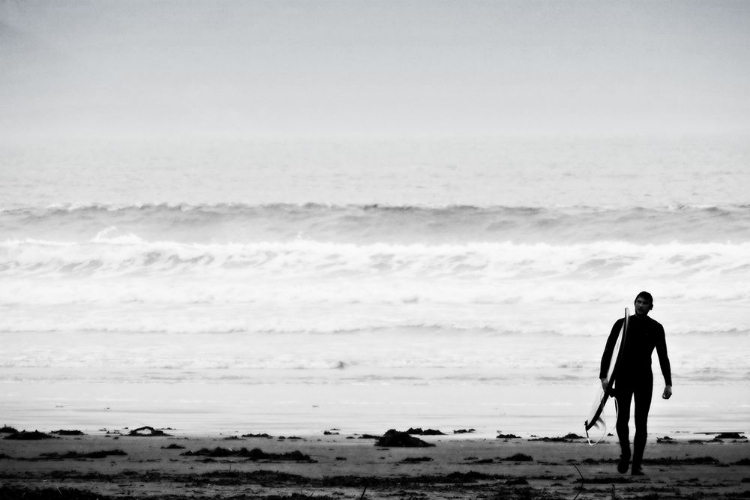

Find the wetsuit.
[{"left": 600, "top": 314, "right": 672, "bottom": 470}]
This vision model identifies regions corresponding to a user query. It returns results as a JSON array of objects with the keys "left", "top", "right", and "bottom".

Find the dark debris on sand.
[
  {"left": 4, "top": 430, "right": 56, "bottom": 440},
  {"left": 127, "top": 426, "right": 171, "bottom": 437},
  {"left": 645, "top": 456, "right": 722, "bottom": 465},
  {"left": 502, "top": 453, "right": 534, "bottom": 462},
  {"left": 406, "top": 427, "right": 446, "bottom": 436},
  {"left": 375, "top": 429, "right": 435, "bottom": 448},
  {"left": 161, "top": 443, "right": 186, "bottom": 450},
  {"left": 39, "top": 450, "right": 127, "bottom": 460},
  {"left": 528, "top": 433, "right": 583, "bottom": 443},
  {"left": 657, "top": 435, "right": 677, "bottom": 443},
  {"left": 182, "top": 447, "right": 315, "bottom": 462},
  {"left": 714, "top": 433, "right": 748, "bottom": 442},
  {"left": 400, "top": 456, "right": 434, "bottom": 463}
]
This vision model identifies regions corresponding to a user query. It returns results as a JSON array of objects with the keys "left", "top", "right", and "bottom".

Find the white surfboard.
[{"left": 585, "top": 308, "right": 629, "bottom": 444}]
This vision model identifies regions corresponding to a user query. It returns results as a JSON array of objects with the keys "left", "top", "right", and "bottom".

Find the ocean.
[{"left": 1, "top": 135, "right": 748, "bottom": 437}]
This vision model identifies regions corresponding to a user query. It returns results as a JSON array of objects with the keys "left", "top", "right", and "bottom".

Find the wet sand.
[{"left": 1, "top": 427, "right": 748, "bottom": 499}]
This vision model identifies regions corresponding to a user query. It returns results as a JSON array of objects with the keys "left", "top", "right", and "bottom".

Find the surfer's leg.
[
  {"left": 632, "top": 378, "right": 654, "bottom": 473},
  {"left": 615, "top": 385, "right": 634, "bottom": 472}
]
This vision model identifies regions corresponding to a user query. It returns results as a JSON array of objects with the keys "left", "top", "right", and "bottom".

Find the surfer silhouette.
[{"left": 599, "top": 291, "right": 672, "bottom": 475}]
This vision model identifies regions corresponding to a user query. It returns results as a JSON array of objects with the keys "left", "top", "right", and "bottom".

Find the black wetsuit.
[{"left": 600, "top": 314, "right": 672, "bottom": 470}]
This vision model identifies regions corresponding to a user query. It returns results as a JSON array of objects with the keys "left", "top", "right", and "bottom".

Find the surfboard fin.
[{"left": 585, "top": 415, "right": 608, "bottom": 445}]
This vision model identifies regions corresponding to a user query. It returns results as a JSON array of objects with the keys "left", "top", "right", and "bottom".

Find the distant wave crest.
[{"left": 2, "top": 202, "right": 749, "bottom": 245}]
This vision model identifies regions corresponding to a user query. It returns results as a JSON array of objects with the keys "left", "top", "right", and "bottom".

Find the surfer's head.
[{"left": 634, "top": 291, "right": 653, "bottom": 316}]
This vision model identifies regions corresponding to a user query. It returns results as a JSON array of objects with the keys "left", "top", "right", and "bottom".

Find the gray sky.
[{"left": 1, "top": 0, "right": 749, "bottom": 139}]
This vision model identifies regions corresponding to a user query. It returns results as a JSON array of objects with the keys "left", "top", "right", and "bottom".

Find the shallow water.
[{"left": 1, "top": 136, "right": 748, "bottom": 434}]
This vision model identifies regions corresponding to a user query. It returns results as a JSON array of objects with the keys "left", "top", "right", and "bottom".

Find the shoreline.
[
  {"left": 3, "top": 379, "right": 747, "bottom": 439},
  {"left": 1, "top": 427, "right": 748, "bottom": 499}
]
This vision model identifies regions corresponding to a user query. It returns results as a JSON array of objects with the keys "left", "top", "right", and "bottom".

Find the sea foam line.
[{"left": 2, "top": 236, "right": 749, "bottom": 278}]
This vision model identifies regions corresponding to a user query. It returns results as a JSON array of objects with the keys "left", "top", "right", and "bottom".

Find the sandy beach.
[{"left": 1, "top": 426, "right": 748, "bottom": 499}]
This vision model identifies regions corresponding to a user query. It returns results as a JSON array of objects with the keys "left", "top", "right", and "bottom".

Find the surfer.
[{"left": 599, "top": 291, "right": 672, "bottom": 475}]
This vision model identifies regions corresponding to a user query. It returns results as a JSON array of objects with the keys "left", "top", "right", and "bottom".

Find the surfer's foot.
[
  {"left": 631, "top": 467, "right": 645, "bottom": 476},
  {"left": 617, "top": 455, "right": 630, "bottom": 474}
]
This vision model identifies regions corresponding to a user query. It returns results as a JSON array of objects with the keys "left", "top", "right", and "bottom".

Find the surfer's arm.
[
  {"left": 599, "top": 320, "right": 622, "bottom": 383},
  {"left": 655, "top": 326, "right": 672, "bottom": 388}
]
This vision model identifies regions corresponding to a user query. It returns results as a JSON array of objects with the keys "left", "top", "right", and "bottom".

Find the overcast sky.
[{"left": 1, "top": 0, "right": 749, "bottom": 140}]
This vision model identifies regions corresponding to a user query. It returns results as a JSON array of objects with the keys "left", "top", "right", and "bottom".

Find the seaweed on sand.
[
  {"left": 127, "top": 426, "right": 171, "bottom": 437},
  {"left": 376, "top": 429, "right": 435, "bottom": 448},
  {"left": 4, "top": 430, "right": 56, "bottom": 440},
  {"left": 182, "top": 447, "right": 315, "bottom": 462},
  {"left": 39, "top": 450, "right": 127, "bottom": 459}
]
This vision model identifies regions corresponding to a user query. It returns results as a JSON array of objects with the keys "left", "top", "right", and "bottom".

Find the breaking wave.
[{"left": 2, "top": 234, "right": 749, "bottom": 284}]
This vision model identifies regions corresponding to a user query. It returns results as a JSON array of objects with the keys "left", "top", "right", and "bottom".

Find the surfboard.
[{"left": 585, "top": 307, "right": 629, "bottom": 443}]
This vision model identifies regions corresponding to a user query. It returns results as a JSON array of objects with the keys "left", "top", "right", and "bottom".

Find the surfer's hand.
[
  {"left": 600, "top": 378, "right": 608, "bottom": 391},
  {"left": 662, "top": 386, "right": 672, "bottom": 399}
]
